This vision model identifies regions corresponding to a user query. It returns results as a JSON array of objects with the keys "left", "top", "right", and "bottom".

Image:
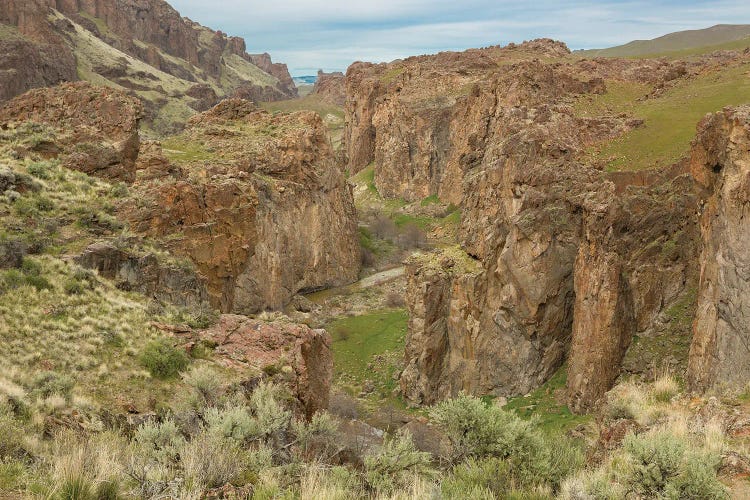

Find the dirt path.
[{"left": 305, "top": 266, "right": 405, "bottom": 304}]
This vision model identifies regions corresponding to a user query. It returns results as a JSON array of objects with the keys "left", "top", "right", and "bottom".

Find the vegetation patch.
[
  {"left": 503, "top": 366, "right": 591, "bottom": 435},
  {"left": 578, "top": 63, "right": 750, "bottom": 171}
]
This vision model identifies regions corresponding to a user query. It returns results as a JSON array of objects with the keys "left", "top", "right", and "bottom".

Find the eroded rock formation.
[
  {"left": 0, "top": 0, "right": 296, "bottom": 131},
  {"left": 362, "top": 40, "right": 713, "bottom": 407},
  {"left": 687, "top": 107, "right": 750, "bottom": 392},
  {"left": 313, "top": 70, "right": 345, "bottom": 106},
  {"left": 123, "top": 99, "right": 360, "bottom": 313},
  {"left": 0, "top": 81, "right": 142, "bottom": 182}
]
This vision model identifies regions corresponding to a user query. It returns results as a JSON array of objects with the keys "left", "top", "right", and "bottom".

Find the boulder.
[{"left": 194, "top": 314, "right": 333, "bottom": 417}]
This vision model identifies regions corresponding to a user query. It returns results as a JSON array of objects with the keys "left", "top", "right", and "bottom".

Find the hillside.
[
  {"left": 0, "top": 0, "right": 296, "bottom": 133},
  {"left": 581, "top": 24, "right": 750, "bottom": 58}
]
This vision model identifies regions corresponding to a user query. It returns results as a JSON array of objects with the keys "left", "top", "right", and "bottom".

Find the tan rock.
[
  {"left": 123, "top": 99, "right": 360, "bottom": 313},
  {"left": 687, "top": 106, "right": 750, "bottom": 392}
]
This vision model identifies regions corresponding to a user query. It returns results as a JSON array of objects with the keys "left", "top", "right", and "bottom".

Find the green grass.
[
  {"left": 503, "top": 366, "right": 590, "bottom": 435},
  {"left": 160, "top": 136, "right": 216, "bottom": 163},
  {"left": 579, "top": 63, "right": 750, "bottom": 171},
  {"left": 260, "top": 95, "right": 344, "bottom": 121},
  {"left": 420, "top": 195, "right": 441, "bottom": 206},
  {"left": 328, "top": 309, "right": 408, "bottom": 382}
]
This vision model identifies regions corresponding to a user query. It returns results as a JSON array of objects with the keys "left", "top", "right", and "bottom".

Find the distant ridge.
[{"left": 580, "top": 24, "right": 750, "bottom": 58}]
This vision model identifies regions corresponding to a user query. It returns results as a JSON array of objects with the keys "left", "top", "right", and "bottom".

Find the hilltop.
[{"left": 581, "top": 24, "right": 750, "bottom": 58}]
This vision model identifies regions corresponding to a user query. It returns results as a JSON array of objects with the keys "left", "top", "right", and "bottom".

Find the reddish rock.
[
  {"left": 123, "top": 99, "right": 360, "bottom": 313},
  {"left": 195, "top": 315, "right": 333, "bottom": 417},
  {"left": 0, "top": 82, "right": 142, "bottom": 182}
]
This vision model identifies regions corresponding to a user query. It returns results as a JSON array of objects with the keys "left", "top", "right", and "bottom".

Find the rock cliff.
[
  {"left": 193, "top": 315, "right": 333, "bottom": 417},
  {"left": 0, "top": 0, "right": 296, "bottom": 132},
  {"left": 313, "top": 70, "right": 346, "bottom": 106},
  {"left": 687, "top": 107, "right": 750, "bottom": 392},
  {"left": 0, "top": 81, "right": 142, "bottom": 182},
  {"left": 367, "top": 40, "right": 731, "bottom": 407},
  {"left": 123, "top": 99, "right": 360, "bottom": 313}
]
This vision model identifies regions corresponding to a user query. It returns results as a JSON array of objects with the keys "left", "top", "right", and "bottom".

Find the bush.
[
  {"left": 666, "top": 452, "right": 728, "bottom": 499},
  {"left": 29, "top": 371, "right": 74, "bottom": 401},
  {"left": 292, "top": 411, "right": 339, "bottom": 460},
  {"left": 442, "top": 457, "right": 510, "bottom": 498},
  {"left": 621, "top": 431, "right": 685, "bottom": 497},
  {"left": 183, "top": 365, "right": 222, "bottom": 407},
  {"left": 0, "top": 412, "right": 26, "bottom": 460},
  {"left": 364, "top": 429, "right": 434, "bottom": 494},
  {"left": 249, "top": 382, "right": 292, "bottom": 443},
  {"left": 133, "top": 419, "right": 185, "bottom": 464},
  {"left": 180, "top": 433, "right": 249, "bottom": 489},
  {"left": 430, "top": 394, "right": 564, "bottom": 490},
  {"left": 26, "top": 161, "right": 52, "bottom": 180},
  {"left": 139, "top": 339, "right": 190, "bottom": 379},
  {"left": 204, "top": 405, "right": 257, "bottom": 444}
]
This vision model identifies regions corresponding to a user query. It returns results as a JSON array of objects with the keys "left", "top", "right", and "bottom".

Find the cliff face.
[
  {"left": 0, "top": 0, "right": 296, "bottom": 132},
  {"left": 368, "top": 40, "right": 720, "bottom": 407},
  {"left": 687, "top": 107, "right": 750, "bottom": 392},
  {"left": 123, "top": 99, "right": 360, "bottom": 313},
  {"left": 313, "top": 70, "right": 345, "bottom": 106}
]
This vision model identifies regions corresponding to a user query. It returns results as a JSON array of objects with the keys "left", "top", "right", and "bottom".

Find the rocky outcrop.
[
  {"left": 566, "top": 175, "right": 699, "bottom": 412},
  {"left": 388, "top": 41, "right": 707, "bottom": 406},
  {"left": 123, "top": 99, "right": 360, "bottom": 313},
  {"left": 687, "top": 107, "right": 750, "bottom": 392},
  {"left": 74, "top": 242, "right": 210, "bottom": 308},
  {"left": 193, "top": 315, "right": 333, "bottom": 417},
  {"left": 313, "top": 70, "right": 345, "bottom": 106},
  {"left": 0, "top": 82, "right": 142, "bottom": 182}
]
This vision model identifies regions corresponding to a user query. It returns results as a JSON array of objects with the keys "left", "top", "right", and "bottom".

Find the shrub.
[
  {"left": 133, "top": 419, "right": 185, "bottom": 465},
  {"left": 182, "top": 365, "right": 222, "bottom": 407},
  {"left": 666, "top": 451, "right": 728, "bottom": 499},
  {"left": 29, "top": 371, "right": 74, "bottom": 402},
  {"left": 180, "top": 433, "right": 248, "bottom": 489},
  {"left": 620, "top": 431, "right": 685, "bottom": 497},
  {"left": 27, "top": 161, "right": 51, "bottom": 180},
  {"left": 430, "top": 393, "right": 562, "bottom": 490},
  {"left": 0, "top": 236, "right": 26, "bottom": 269},
  {"left": 0, "top": 412, "right": 26, "bottom": 460},
  {"left": 442, "top": 457, "right": 510, "bottom": 498},
  {"left": 292, "top": 411, "right": 339, "bottom": 460},
  {"left": 139, "top": 339, "right": 190, "bottom": 379},
  {"left": 204, "top": 405, "right": 257, "bottom": 444},
  {"left": 249, "top": 382, "right": 291, "bottom": 442},
  {"left": 364, "top": 429, "right": 434, "bottom": 494}
]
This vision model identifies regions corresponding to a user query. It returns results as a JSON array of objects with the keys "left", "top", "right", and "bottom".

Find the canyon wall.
[
  {"left": 687, "top": 107, "right": 750, "bottom": 392},
  {"left": 343, "top": 40, "right": 718, "bottom": 407},
  {"left": 0, "top": 0, "right": 295, "bottom": 130},
  {"left": 124, "top": 99, "right": 360, "bottom": 313}
]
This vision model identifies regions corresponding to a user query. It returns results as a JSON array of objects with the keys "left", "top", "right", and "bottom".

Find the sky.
[{"left": 167, "top": 1, "right": 750, "bottom": 76}]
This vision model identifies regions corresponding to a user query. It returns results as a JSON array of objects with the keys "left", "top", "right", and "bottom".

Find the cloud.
[{"left": 167, "top": 0, "right": 750, "bottom": 75}]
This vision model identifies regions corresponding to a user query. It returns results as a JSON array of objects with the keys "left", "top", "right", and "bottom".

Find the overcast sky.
[{"left": 167, "top": 0, "right": 750, "bottom": 76}]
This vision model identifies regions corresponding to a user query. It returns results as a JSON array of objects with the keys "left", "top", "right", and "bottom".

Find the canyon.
[
  {"left": 0, "top": 0, "right": 296, "bottom": 132},
  {"left": 1, "top": 1, "right": 750, "bottom": 495},
  {"left": 341, "top": 39, "right": 750, "bottom": 410}
]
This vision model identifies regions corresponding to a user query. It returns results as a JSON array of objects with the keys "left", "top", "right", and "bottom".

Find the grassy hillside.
[
  {"left": 581, "top": 24, "right": 750, "bottom": 58},
  {"left": 575, "top": 61, "right": 750, "bottom": 171}
]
